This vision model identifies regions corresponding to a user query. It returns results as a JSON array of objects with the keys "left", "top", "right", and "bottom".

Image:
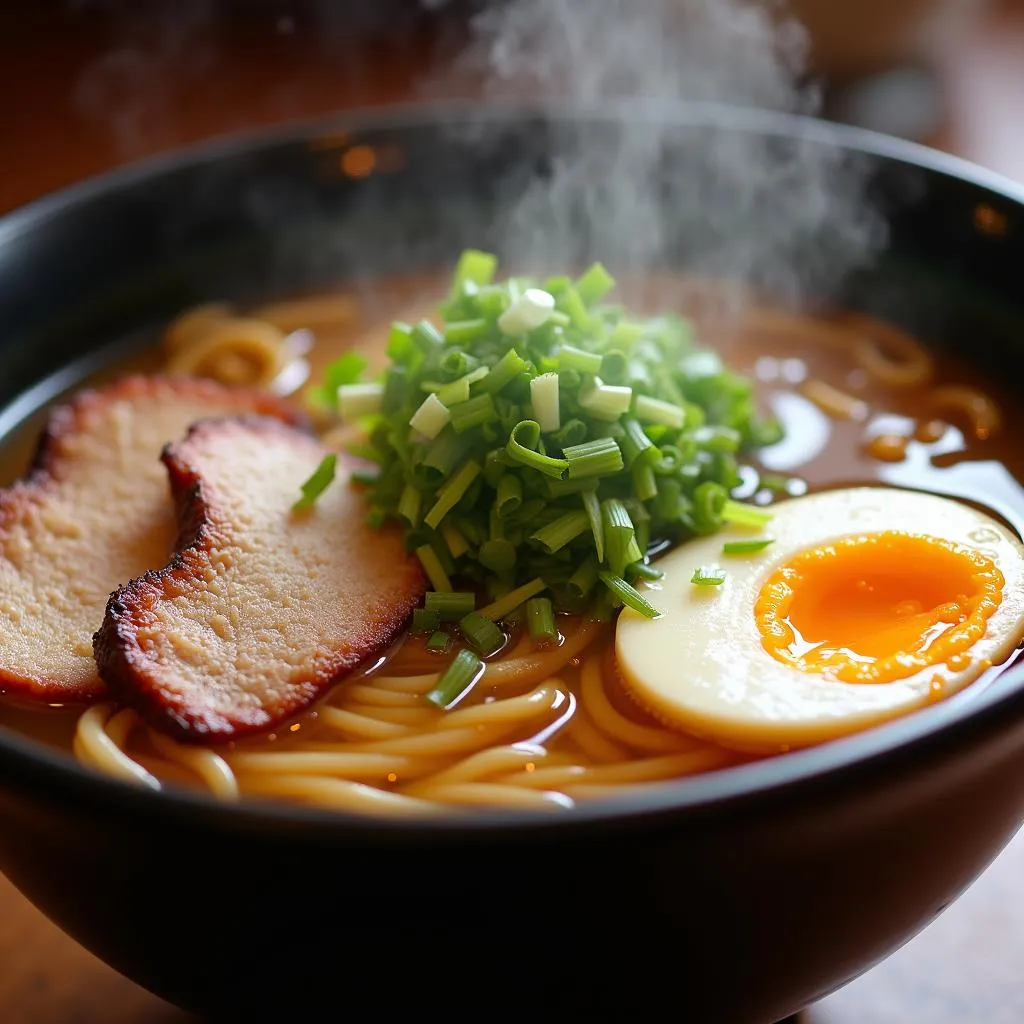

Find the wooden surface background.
[{"left": 2, "top": 2, "right": 1024, "bottom": 1021}]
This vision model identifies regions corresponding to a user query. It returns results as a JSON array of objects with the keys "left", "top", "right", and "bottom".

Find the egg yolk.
[{"left": 754, "top": 531, "right": 1004, "bottom": 683}]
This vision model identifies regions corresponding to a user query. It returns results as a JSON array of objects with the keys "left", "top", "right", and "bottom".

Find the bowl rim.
[{"left": 3, "top": 98, "right": 1024, "bottom": 837}]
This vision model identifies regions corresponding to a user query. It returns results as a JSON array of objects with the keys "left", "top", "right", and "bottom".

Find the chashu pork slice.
[
  {"left": 94, "top": 417, "right": 426, "bottom": 742},
  {"left": 0, "top": 377, "right": 300, "bottom": 703}
]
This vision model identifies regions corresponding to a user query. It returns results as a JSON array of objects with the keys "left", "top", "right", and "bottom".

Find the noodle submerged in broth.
[{"left": 3, "top": 259, "right": 1024, "bottom": 816}]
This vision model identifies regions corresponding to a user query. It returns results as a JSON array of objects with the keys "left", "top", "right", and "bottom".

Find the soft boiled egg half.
[{"left": 615, "top": 487, "right": 1024, "bottom": 753}]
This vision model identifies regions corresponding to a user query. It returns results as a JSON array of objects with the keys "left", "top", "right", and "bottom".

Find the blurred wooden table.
[{"left": 2, "top": 2, "right": 1024, "bottom": 1021}]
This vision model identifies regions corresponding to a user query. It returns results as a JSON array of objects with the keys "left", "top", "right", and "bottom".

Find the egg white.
[{"left": 615, "top": 487, "right": 1024, "bottom": 752}]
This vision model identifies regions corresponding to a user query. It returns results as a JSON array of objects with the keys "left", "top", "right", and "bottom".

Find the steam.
[
  {"left": 67, "top": 0, "right": 886, "bottom": 313},
  {"left": 72, "top": 0, "right": 217, "bottom": 155},
  {"left": 446, "top": 0, "right": 886, "bottom": 309}
]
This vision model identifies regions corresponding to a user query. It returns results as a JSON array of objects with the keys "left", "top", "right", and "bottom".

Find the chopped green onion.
[
  {"left": 691, "top": 565, "right": 727, "bottom": 586},
  {"left": 576, "top": 262, "right": 615, "bottom": 306},
  {"left": 632, "top": 462, "right": 658, "bottom": 502},
  {"left": 425, "top": 630, "right": 452, "bottom": 654},
  {"left": 551, "top": 418, "right": 588, "bottom": 448},
  {"left": 449, "top": 393, "right": 497, "bottom": 433},
  {"left": 441, "top": 522, "right": 470, "bottom": 560},
  {"left": 424, "top": 460, "right": 481, "bottom": 530},
  {"left": 530, "top": 372, "right": 561, "bottom": 433},
  {"left": 416, "top": 545, "right": 452, "bottom": 592},
  {"left": 439, "top": 348, "right": 480, "bottom": 378},
  {"left": 498, "top": 288, "right": 555, "bottom": 335},
  {"left": 319, "top": 250, "right": 785, "bottom": 619},
  {"left": 568, "top": 555, "right": 600, "bottom": 598},
  {"left": 531, "top": 510, "right": 591, "bottom": 554},
  {"left": 556, "top": 344, "right": 603, "bottom": 374},
  {"left": 723, "top": 538, "right": 774, "bottom": 555},
  {"left": 459, "top": 611, "right": 506, "bottom": 656},
  {"left": 409, "top": 393, "right": 450, "bottom": 440},
  {"left": 578, "top": 377, "right": 633, "bottom": 421},
  {"left": 600, "top": 349, "right": 629, "bottom": 383},
  {"left": 693, "top": 481, "right": 728, "bottom": 533},
  {"left": 621, "top": 418, "right": 658, "bottom": 467},
  {"left": 293, "top": 454, "right": 337, "bottom": 511},
  {"left": 411, "top": 319, "right": 445, "bottom": 353},
  {"left": 506, "top": 420, "right": 569, "bottom": 480},
  {"left": 564, "top": 437, "right": 624, "bottom": 480},
  {"left": 451, "top": 249, "right": 498, "bottom": 296},
  {"left": 555, "top": 286, "right": 591, "bottom": 330},
  {"left": 386, "top": 322, "right": 414, "bottom": 363},
  {"left": 397, "top": 483, "right": 422, "bottom": 527},
  {"left": 581, "top": 489, "right": 604, "bottom": 563},
  {"left": 482, "top": 348, "right": 530, "bottom": 394},
  {"left": 422, "top": 431, "right": 470, "bottom": 479},
  {"left": 478, "top": 577, "right": 547, "bottom": 621},
  {"left": 426, "top": 648, "right": 484, "bottom": 709},
  {"left": 597, "top": 571, "right": 661, "bottom": 618},
  {"left": 627, "top": 562, "right": 665, "bottom": 582},
  {"left": 610, "top": 320, "right": 646, "bottom": 350},
  {"left": 434, "top": 366, "right": 488, "bottom": 407},
  {"left": 337, "top": 383, "right": 384, "bottom": 421},
  {"left": 694, "top": 425, "right": 742, "bottom": 453},
  {"left": 479, "top": 538, "right": 517, "bottom": 572},
  {"left": 495, "top": 473, "right": 523, "bottom": 518},
  {"left": 526, "top": 597, "right": 557, "bottom": 642},
  {"left": 445, "top": 318, "right": 489, "bottom": 344},
  {"left": 310, "top": 352, "right": 368, "bottom": 410},
  {"left": 411, "top": 608, "right": 440, "bottom": 634},
  {"left": 633, "top": 394, "right": 685, "bottom": 428},
  {"left": 601, "top": 498, "right": 637, "bottom": 577},
  {"left": 425, "top": 591, "right": 476, "bottom": 621},
  {"left": 433, "top": 376, "right": 470, "bottom": 407},
  {"left": 722, "top": 500, "right": 773, "bottom": 529}
]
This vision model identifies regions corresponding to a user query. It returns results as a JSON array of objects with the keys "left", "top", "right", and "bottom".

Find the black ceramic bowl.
[{"left": 1, "top": 104, "right": 1024, "bottom": 1023}]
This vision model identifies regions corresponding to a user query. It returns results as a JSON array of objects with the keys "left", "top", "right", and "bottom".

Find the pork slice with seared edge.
[
  {"left": 94, "top": 417, "right": 426, "bottom": 741},
  {"left": 0, "top": 376, "right": 301, "bottom": 703}
]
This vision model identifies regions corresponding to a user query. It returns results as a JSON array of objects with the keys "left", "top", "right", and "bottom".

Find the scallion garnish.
[
  {"left": 415, "top": 545, "right": 452, "bottom": 592},
  {"left": 578, "top": 377, "right": 633, "bottom": 421},
  {"left": 531, "top": 510, "right": 591, "bottom": 554},
  {"left": 627, "top": 562, "right": 665, "bottom": 582},
  {"left": 597, "top": 571, "right": 661, "bottom": 618},
  {"left": 425, "top": 648, "right": 484, "bottom": 708},
  {"left": 564, "top": 436, "right": 624, "bottom": 479},
  {"left": 691, "top": 566, "right": 727, "bottom": 586},
  {"left": 424, "top": 591, "right": 476, "bottom": 621},
  {"left": 633, "top": 393, "right": 685, "bottom": 428},
  {"left": 423, "top": 460, "right": 481, "bottom": 530},
  {"left": 459, "top": 611, "right": 506, "bottom": 656},
  {"left": 409, "top": 393, "right": 450, "bottom": 439},
  {"left": 721, "top": 499, "right": 773, "bottom": 529},
  {"left": 425, "top": 630, "right": 452, "bottom": 654},
  {"left": 526, "top": 596, "right": 558, "bottom": 642},
  {"left": 722, "top": 538, "right": 774, "bottom": 555},
  {"left": 292, "top": 454, "right": 337, "bottom": 511},
  {"left": 309, "top": 352, "right": 368, "bottom": 411},
  {"left": 305, "top": 250, "right": 783, "bottom": 668},
  {"left": 411, "top": 608, "right": 440, "bottom": 634},
  {"left": 576, "top": 261, "right": 616, "bottom": 306},
  {"left": 478, "top": 577, "right": 547, "bottom": 621},
  {"left": 450, "top": 249, "right": 498, "bottom": 295},
  {"left": 530, "top": 371, "right": 561, "bottom": 433},
  {"left": 498, "top": 288, "right": 555, "bottom": 336},
  {"left": 337, "top": 382, "right": 384, "bottom": 421}
]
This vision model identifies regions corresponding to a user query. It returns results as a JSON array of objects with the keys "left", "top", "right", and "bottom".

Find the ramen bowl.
[{"left": 1, "top": 104, "right": 1024, "bottom": 1023}]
